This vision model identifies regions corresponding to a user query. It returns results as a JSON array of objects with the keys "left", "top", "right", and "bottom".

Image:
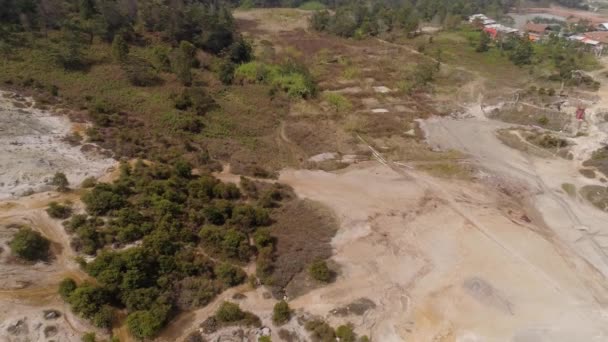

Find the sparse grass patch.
[
  {"left": 562, "top": 183, "right": 576, "bottom": 197},
  {"left": 299, "top": 1, "right": 326, "bottom": 10},
  {"left": 416, "top": 161, "right": 471, "bottom": 179},
  {"left": 323, "top": 92, "right": 352, "bottom": 113}
]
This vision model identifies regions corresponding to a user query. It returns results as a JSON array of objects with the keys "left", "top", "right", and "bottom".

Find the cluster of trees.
[
  {"left": 1, "top": 0, "right": 240, "bottom": 86},
  {"left": 9, "top": 227, "right": 50, "bottom": 261},
  {"left": 305, "top": 319, "right": 367, "bottom": 342},
  {"left": 475, "top": 30, "right": 596, "bottom": 80},
  {"left": 310, "top": 3, "right": 420, "bottom": 38},
  {"left": 0, "top": 0, "right": 236, "bottom": 47},
  {"left": 308, "top": 0, "right": 588, "bottom": 39},
  {"left": 58, "top": 160, "right": 290, "bottom": 339}
]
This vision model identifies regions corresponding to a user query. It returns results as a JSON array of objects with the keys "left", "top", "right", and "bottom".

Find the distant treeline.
[
  {"left": 306, "top": 0, "right": 587, "bottom": 38},
  {"left": 0, "top": 0, "right": 237, "bottom": 53}
]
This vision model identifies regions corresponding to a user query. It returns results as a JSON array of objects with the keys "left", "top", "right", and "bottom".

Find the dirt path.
[{"left": 0, "top": 191, "right": 99, "bottom": 341}]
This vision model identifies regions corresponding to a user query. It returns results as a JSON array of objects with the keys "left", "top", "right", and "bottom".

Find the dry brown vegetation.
[{"left": 268, "top": 199, "right": 338, "bottom": 298}]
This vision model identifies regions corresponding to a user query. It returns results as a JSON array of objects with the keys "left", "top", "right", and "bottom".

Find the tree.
[
  {"left": 336, "top": 324, "right": 357, "bottom": 342},
  {"left": 82, "top": 332, "right": 96, "bottom": 342},
  {"left": 175, "top": 40, "right": 196, "bottom": 86},
  {"left": 272, "top": 300, "right": 291, "bottom": 325},
  {"left": 309, "top": 259, "right": 331, "bottom": 282},
  {"left": 227, "top": 37, "right": 252, "bottom": 64},
  {"left": 510, "top": 35, "right": 533, "bottom": 66},
  {"left": 127, "top": 310, "right": 164, "bottom": 339},
  {"left": 476, "top": 31, "right": 490, "bottom": 53},
  {"left": 112, "top": 34, "right": 129, "bottom": 62},
  {"left": 93, "top": 305, "right": 114, "bottom": 328},
  {"left": 59, "top": 278, "right": 77, "bottom": 300},
  {"left": 52, "top": 172, "right": 69, "bottom": 192},
  {"left": 55, "top": 22, "right": 87, "bottom": 71},
  {"left": 215, "top": 301, "right": 245, "bottom": 322},
  {"left": 82, "top": 184, "right": 127, "bottom": 215},
  {"left": 46, "top": 201, "right": 73, "bottom": 219},
  {"left": 215, "top": 262, "right": 246, "bottom": 287},
  {"left": 218, "top": 59, "right": 235, "bottom": 85},
  {"left": 68, "top": 284, "right": 108, "bottom": 318},
  {"left": 10, "top": 228, "right": 50, "bottom": 261},
  {"left": 79, "top": 0, "right": 97, "bottom": 19},
  {"left": 310, "top": 10, "right": 331, "bottom": 31}
]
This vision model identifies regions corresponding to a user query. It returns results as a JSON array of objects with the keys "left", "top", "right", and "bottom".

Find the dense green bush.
[
  {"left": 173, "top": 87, "right": 216, "bottom": 115},
  {"left": 52, "top": 172, "right": 69, "bottom": 192},
  {"left": 305, "top": 319, "right": 335, "bottom": 342},
  {"left": 59, "top": 278, "right": 77, "bottom": 300},
  {"left": 336, "top": 323, "right": 356, "bottom": 342},
  {"left": 10, "top": 228, "right": 50, "bottom": 261},
  {"left": 272, "top": 300, "right": 291, "bottom": 325},
  {"left": 122, "top": 57, "right": 162, "bottom": 87},
  {"left": 216, "top": 301, "right": 245, "bottom": 322},
  {"left": 127, "top": 309, "right": 166, "bottom": 339},
  {"left": 309, "top": 259, "right": 331, "bottom": 282},
  {"left": 215, "top": 262, "right": 246, "bottom": 286},
  {"left": 234, "top": 61, "right": 316, "bottom": 98},
  {"left": 46, "top": 201, "right": 73, "bottom": 219},
  {"left": 81, "top": 177, "right": 97, "bottom": 188},
  {"left": 82, "top": 183, "right": 127, "bottom": 216}
]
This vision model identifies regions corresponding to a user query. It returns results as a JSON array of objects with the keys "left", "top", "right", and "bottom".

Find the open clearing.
[{"left": 0, "top": 91, "right": 115, "bottom": 199}]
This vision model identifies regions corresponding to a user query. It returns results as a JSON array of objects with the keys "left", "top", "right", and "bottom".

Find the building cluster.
[{"left": 469, "top": 13, "right": 608, "bottom": 55}]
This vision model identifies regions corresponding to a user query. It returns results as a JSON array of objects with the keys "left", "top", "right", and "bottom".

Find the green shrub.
[
  {"left": 59, "top": 277, "right": 77, "bottom": 300},
  {"left": 81, "top": 177, "right": 97, "bottom": 188},
  {"left": 127, "top": 310, "right": 165, "bottom": 339},
  {"left": 122, "top": 57, "right": 162, "bottom": 87},
  {"left": 10, "top": 228, "right": 50, "bottom": 261},
  {"left": 272, "top": 300, "right": 291, "bottom": 325},
  {"left": 309, "top": 259, "right": 331, "bottom": 282},
  {"left": 46, "top": 201, "right": 73, "bottom": 219},
  {"left": 81, "top": 332, "right": 96, "bottom": 342},
  {"left": 336, "top": 323, "right": 356, "bottom": 342},
  {"left": 305, "top": 319, "right": 335, "bottom": 341},
  {"left": 215, "top": 301, "right": 245, "bottom": 322},
  {"left": 227, "top": 37, "right": 253, "bottom": 64},
  {"left": 234, "top": 61, "right": 316, "bottom": 98},
  {"left": 234, "top": 62, "right": 276, "bottom": 83},
  {"left": 323, "top": 92, "right": 352, "bottom": 113},
  {"left": 215, "top": 262, "right": 246, "bottom": 287},
  {"left": 537, "top": 116, "right": 549, "bottom": 126},
  {"left": 52, "top": 172, "right": 69, "bottom": 192},
  {"left": 82, "top": 184, "right": 127, "bottom": 216},
  {"left": 219, "top": 60, "right": 236, "bottom": 85},
  {"left": 93, "top": 305, "right": 114, "bottom": 328}
]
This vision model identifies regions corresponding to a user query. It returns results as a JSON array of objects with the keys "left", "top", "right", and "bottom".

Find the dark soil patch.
[
  {"left": 330, "top": 298, "right": 377, "bottom": 317},
  {"left": 268, "top": 199, "right": 338, "bottom": 298},
  {"left": 580, "top": 185, "right": 608, "bottom": 212},
  {"left": 583, "top": 147, "right": 608, "bottom": 178},
  {"left": 579, "top": 169, "right": 596, "bottom": 179}
]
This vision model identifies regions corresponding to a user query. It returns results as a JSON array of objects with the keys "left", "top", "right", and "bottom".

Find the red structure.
[
  {"left": 576, "top": 107, "right": 586, "bottom": 121},
  {"left": 483, "top": 27, "right": 498, "bottom": 39}
]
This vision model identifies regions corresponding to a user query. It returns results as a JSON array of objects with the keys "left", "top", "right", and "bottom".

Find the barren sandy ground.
[{"left": 0, "top": 91, "right": 115, "bottom": 199}]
